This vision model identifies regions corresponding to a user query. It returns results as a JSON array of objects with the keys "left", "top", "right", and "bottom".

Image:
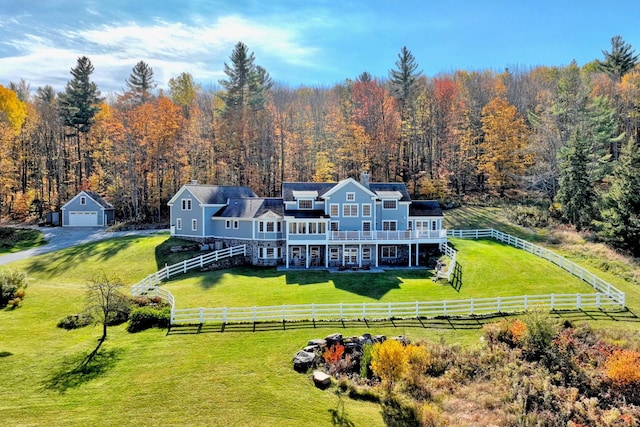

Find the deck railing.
[{"left": 328, "top": 229, "right": 447, "bottom": 241}]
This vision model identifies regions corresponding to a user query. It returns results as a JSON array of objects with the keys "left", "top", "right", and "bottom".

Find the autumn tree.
[
  {"left": 58, "top": 56, "right": 103, "bottom": 190},
  {"left": 479, "top": 96, "right": 531, "bottom": 194}
]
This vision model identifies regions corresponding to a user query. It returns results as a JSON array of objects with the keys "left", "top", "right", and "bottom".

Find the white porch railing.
[{"left": 328, "top": 229, "right": 447, "bottom": 241}]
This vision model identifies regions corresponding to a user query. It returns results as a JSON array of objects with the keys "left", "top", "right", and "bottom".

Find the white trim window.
[
  {"left": 343, "top": 204, "right": 358, "bottom": 217},
  {"left": 362, "top": 221, "right": 372, "bottom": 232},
  {"left": 382, "top": 221, "right": 397, "bottom": 231},
  {"left": 329, "top": 247, "right": 340, "bottom": 261},
  {"left": 346, "top": 192, "right": 355, "bottom": 201},
  {"left": 330, "top": 221, "right": 339, "bottom": 231},
  {"left": 176, "top": 218, "right": 182, "bottom": 230},
  {"left": 225, "top": 220, "right": 232, "bottom": 229},
  {"left": 298, "top": 199, "right": 313, "bottom": 210},
  {"left": 259, "top": 247, "right": 281, "bottom": 259},
  {"left": 233, "top": 220, "right": 239, "bottom": 229},
  {"left": 381, "top": 246, "right": 397, "bottom": 258},
  {"left": 362, "top": 247, "right": 372, "bottom": 260},
  {"left": 191, "top": 219, "right": 197, "bottom": 231},
  {"left": 362, "top": 204, "right": 371, "bottom": 217},
  {"left": 382, "top": 199, "right": 397, "bottom": 209},
  {"left": 330, "top": 204, "right": 339, "bottom": 217},
  {"left": 181, "top": 199, "right": 192, "bottom": 210},
  {"left": 80, "top": 196, "right": 86, "bottom": 205}
]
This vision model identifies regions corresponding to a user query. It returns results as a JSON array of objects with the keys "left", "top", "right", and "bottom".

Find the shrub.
[
  {"left": 521, "top": 310, "right": 560, "bottom": 363},
  {"left": 605, "top": 349, "right": 640, "bottom": 386},
  {"left": 57, "top": 313, "right": 94, "bottom": 330},
  {"left": 0, "top": 269, "right": 27, "bottom": 308},
  {"left": 105, "top": 293, "right": 133, "bottom": 326},
  {"left": 503, "top": 205, "right": 550, "bottom": 228},
  {"left": 371, "top": 339, "right": 409, "bottom": 387},
  {"left": 360, "top": 343, "right": 373, "bottom": 379},
  {"left": 127, "top": 306, "right": 170, "bottom": 332},
  {"left": 380, "top": 393, "right": 420, "bottom": 427},
  {"left": 483, "top": 319, "right": 527, "bottom": 348}
]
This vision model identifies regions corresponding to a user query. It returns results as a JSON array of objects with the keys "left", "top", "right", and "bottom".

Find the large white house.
[{"left": 168, "top": 173, "right": 446, "bottom": 269}]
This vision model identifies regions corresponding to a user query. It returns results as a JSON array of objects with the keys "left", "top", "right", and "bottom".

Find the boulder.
[
  {"left": 292, "top": 350, "right": 316, "bottom": 372},
  {"left": 325, "top": 333, "right": 343, "bottom": 347},
  {"left": 307, "top": 338, "right": 326, "bottom": 347},
  {"left": 312, "top": 370, "right": 332, "bottom": 388}
]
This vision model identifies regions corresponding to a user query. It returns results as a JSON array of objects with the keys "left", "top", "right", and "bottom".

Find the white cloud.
[{"left": 0, "top": 13, "right": 321, "bottom": 92}]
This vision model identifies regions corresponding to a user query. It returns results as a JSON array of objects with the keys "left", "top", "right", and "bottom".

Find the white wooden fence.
[
  {"left": 130, "top": 245, "right": 246, "bottom": 309},
  {"left": 130, "top": 230, "right": 626, "bottom": 326}
]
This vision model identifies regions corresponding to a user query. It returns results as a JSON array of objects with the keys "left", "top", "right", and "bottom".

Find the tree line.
[{"left": 0, "top": 37, "right": 639, "bottom": 255}]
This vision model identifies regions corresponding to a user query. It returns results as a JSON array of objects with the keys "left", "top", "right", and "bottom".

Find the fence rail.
[
  {"left": 130, "top": 230, "right": 626, "bottom": 326},
  {"left": 447, "top": 229, "right": 626, "bottom": 307},
  {"left": 170, "top": 293, "right": 620, "bottom": 325},
  {"left": 130, "top": 245, "right": 246, "bottom": 308}
]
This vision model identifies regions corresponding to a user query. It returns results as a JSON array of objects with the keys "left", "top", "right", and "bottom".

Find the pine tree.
[
  {"left": 126, "top": 60, "right": 156, "bottom": 104},
  {"left": 555, "top": 129, "right": 598, "bottom": 230},
  {"left": 219, "top": 42, "right": 272, "bottom": 111},
  {"left": 598, "top": 35, "right": 639, "bottom": 80},
  {"left": 595, "top": 138, "right": 640, "bottom": 255},
  {"left": 58, "top": 56, "right": 102, "bottom": 188}
]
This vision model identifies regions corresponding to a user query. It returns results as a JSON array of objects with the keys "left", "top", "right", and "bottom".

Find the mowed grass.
[
  {"left": 164, "top": 238, "right": 594, "bottom": 309},
  {"left": 0, "top": 227, "right": 45, "bottom": 254},
  {"left": 0, "top": 229, "right": 635, "bottom": 426}
]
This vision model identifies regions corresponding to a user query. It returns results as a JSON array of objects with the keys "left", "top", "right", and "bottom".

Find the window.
[
  {"left": 266, "top": 221, "right": 275, "bottom": 232},
  {"left": 318, "top": 222, "right": 326, "bottom": 234},
  {"left": 288, "top": 222, "right": 297, "bottom": 234},
  {"left": 80, "top": 196, "right": 86, "bottom": 205},
  {"left": 308, "top": 222, "right": 317, "bottom": 234},
  {"left": 330, "top": 204, "right": 339, "bottom": 217},
  {"left": 298, "top": 199, "right": 313, "bottom": 210},
  {"left": 344, "top": 247, "right": 358, "bottom": 264},
  {"left": 233, "top": 220, "right": 239, "bottom": 229},
  {"left": 181, "top": 199, "right": 192, "bottom": 210},
  {"left": 330, "top": 221, "right": 339, "bottom": 231},
  {"left": 362, "top": 204, "right": 371, "bottom": 217},
  {"left": 408, "top": 221, "right": 413, "bottom": 230},
  {"left": 176, "top": 218, "right": 182, "bottom": 230},
  {"left": 362, "top": 221, "right": 371, "bottom": 232},
  {"left": 343, "top": 204, "right": 358, "bottom": 217},
  {"left": 362, "top": 247, "right": 371, "bottom": 260},
  {"left": 259, "top": 247, "right": 281, "bottom": 259},
  {"left": 225, "top": 220, "right": 231, "bottom": 229},
  {"left": 297, "top": 222, "right": 307, "bottom": 234},
  {"left": 383, "top": 199, "right": 397, "bottom": 209},
  {"left": 381, "top": 246, "right": 397, "bottom": 258},
  {"left": 382, "top": 221, "right": 397, "bottom": 231},
  {"left": 191, "top": 219, "right": 197, "bottom": 231},
  {"left": 432, "top": 221, "right": 437, "bottom": 231},
  {"left": 329, "top": 248, "right": 340, "bottom": 261},
  {"left": 346, "top": 192, "right": 355, "bottom": 201}
]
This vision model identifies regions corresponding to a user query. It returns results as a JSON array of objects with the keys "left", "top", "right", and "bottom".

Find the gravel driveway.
[{"left": 0, "top": 227, "right": 168, "bottom": 266}]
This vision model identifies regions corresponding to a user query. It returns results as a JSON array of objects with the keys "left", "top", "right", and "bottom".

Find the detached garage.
[{"left": 61, "top": 191, "right": 115, "bottom": 227}]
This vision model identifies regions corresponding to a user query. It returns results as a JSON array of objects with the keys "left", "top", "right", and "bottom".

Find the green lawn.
[
  {"left": 0, "top": 227, "right": 45, "bottom": 254},
  {"left": 1, "top": 228, "right": 637, "bottom": 426}
]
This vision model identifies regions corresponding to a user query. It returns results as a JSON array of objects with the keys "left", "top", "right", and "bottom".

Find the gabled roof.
[
  {"left": 168, "top": 184, "right": 257, "bottom": 206},
  {"left": 369, "top": 183, "right": 412, "bottom": 202},
  {"left": 319, "top": 178, "right": 378, "bottom": 199},
  {"left": 282, "top": 182, "right": 336, "bottom": 202},
  {"left": 62, "top": 190, "right": 114, "bottom": 210},
  {"left": 214, "top": 198, "right": 284, "bottom": 219},
  {"left": 409, "top": 200, "right": 443, "bottom": 217}
]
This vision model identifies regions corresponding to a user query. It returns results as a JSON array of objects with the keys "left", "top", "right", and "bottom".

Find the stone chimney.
[{"left": 360, "top": 171, "right": 370, "bottom": 189}]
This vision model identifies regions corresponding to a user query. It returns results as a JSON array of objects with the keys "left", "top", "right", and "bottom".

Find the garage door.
[{"left": 68, "top": 211, "right": 98, "bottom": 226}]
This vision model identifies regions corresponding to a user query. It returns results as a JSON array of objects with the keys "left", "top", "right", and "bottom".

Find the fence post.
[
  {"left": 183, "top": 260, "right": 187, "bottom": 274},
  {"left": 170, "top": 309, "right": 175, "bottom": 325},
  {"left": 199, "top": 308, "right": 204, "bottom": 324},
  {"left": 362, "top": 303, "right": 366, "bottom": 320},
  {"left": 596, "top": 294, "right": 601, "bottom": 309},
  {"left": 524, "top": 295, "right": 528, "bottom": 310},
  {"left": 415, "top": 301, "right": 419, "bottom": 318},
  {"left": 470, "top": 299, "right": 474, "bottom": 316},
  {"left": 443, "top": 301, "right": 447, "bottom": 316},
  {"left": 282, "top": 305, "right": 286, "bottom": 322},
  {"left": 550, "top": 294, "right": 555, "bottom": 310},
  {"left": 311, "top": 303, "right": 315, "bottom": 321},
  {"left": 388, "top": 302, "right": 392, "bottom": 320},
  {"left": 340, "top": 303, "right": 343, "bottom": 321},
  {"left": 253, "top": 306, "right": 257, "bottom": 323},
  {"left": 223, "top": 307, "right": 227, "bottom": 324},
  {"left": 577, "top": 294, "right": 582, "bottom": 310}
]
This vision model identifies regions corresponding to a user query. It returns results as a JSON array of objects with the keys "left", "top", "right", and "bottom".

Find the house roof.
[
  {"left": 320, "top": 177, "right": 378, "bottom": 199},
  {"left": 214, "top": 198, "right": 284, "bottom": 219},
  {"left": 369, "top": 183, "right": 411, "bottom": 202},
  {"left": 170, "top": 185, "right": 257, "bottom": 206},
  {"left": 62, "top": 190, "right": 114, "bottom": 210},
  {"left": 409, "top": 200, "right": 443, "bottom": 217},
  {"left": 282, "top": 182, "right": 337, "bottom": 202}
]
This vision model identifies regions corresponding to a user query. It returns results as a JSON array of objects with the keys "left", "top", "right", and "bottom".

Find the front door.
[{"left": 343, "top": 247, "right": 358, "bottom": 265}]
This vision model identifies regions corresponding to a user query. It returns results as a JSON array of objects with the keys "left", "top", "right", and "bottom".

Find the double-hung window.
[
  {"left": 382, "top": 221, "right": 397, "bottom": 231},
  {"left": 343, "top": 204, "right": 358, "bottom": 217},
  {"left": 181, "top": 199, "right": 192, "bottom": 210},
  {"left": 381, "top": 246, "right": 397, "bottom": 258}
]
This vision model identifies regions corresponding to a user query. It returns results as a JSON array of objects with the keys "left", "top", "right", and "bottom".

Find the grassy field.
[
  {"left": 1, "top": 211, "right": 639, "bottom": 426},
  {"left": 0, "top": 227, "right": 45, "bottom": 254}
]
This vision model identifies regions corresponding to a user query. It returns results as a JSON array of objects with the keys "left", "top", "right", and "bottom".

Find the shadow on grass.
[
  {"left": 329, "top": 393, "right": 356, "bottom": 427},
  {"left": 449, "top": 262, "right": 463, "bottom": 292},
  {"left": 43, "top": 347, "right": 122, "bottom": 394},
  {"left": 166, "top": 309, "right": 638, "bottom": 335},
  {"left": 23, "top": 237, "right": 142, "bottom": 278}
]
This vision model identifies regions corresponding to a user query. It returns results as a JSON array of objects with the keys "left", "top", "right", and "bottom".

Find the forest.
[{"left": 0, "top": 37, "right": 639, "bottom": 255}]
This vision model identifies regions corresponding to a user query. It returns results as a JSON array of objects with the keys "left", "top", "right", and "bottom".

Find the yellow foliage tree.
[
  {"left": 0, "top": 85, "right": 27, "bottom": 134},
  {"left": 479, "top": 97, "right": 532, "bottom": 194},
  {"left": 371, "top": 339, "right": 409, "bottom": 388},
  {"left": 605, "top": 349, "right": 640, "bottom": 386}
]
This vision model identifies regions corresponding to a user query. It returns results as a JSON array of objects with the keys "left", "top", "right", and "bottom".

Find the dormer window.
[
  {"left": 298, "top": 199, "right": 313, "bottom": 210},
  {"left": 383, "top": 199, "right": 397, "bottom": 210}
]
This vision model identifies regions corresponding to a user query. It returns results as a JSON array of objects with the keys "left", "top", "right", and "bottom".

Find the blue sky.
[{"left": 1, "top": 0, "right": 639, "bottom": 94}]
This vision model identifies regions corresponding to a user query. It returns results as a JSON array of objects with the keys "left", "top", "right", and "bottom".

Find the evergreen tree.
[
  {"left": 126, "top": 60, "right": 156, "bottom": 104},
  {"left": 555, "top": 129, "right": 598, "bottom": 230},
  {"left": 595, "top": 138, "right": 640, "bottom": 255},
  {"left": 598, "top": 35, "right": 639, "bottom": 80},
  {"left": 58, "top": 56, "right": 102, "bottom": 188}
]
